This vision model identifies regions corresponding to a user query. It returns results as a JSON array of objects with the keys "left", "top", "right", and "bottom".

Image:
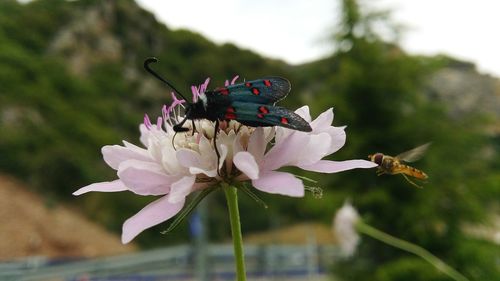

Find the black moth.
[{"left": 144, "top": 58, "right": 312, "bottom": 165}]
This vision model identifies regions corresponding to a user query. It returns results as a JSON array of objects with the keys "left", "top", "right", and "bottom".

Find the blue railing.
[{"left": 1, "top": 244, "right": 340, "bottom": 281}]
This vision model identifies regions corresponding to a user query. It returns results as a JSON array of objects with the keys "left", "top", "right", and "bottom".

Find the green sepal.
[
  {"left": 238, "top": 182, "right": 268, "bottom": 209},
  {"left": 161, "top": 185, "right": 218, "bottom": 234}
]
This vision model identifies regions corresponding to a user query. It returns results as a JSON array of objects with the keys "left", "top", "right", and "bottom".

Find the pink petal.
[
  {"left": 310, "top": 108, "right": 333, "bottom": 131},
  {"left": 139, "top": 124, "right": 152, "bottom": 147},
  {"left": 122, "top": 140, "right": 151, "bottom": 154},
  {"left": 176, "top": 146, "right": 222, "bottom": 177},
  {"left": 102, "top": 144, "right": 151, "bottom": 170},
  {"left": 216, "top": 143, "right": 229, "bottom": 171},
  {"left": 232, "top": 133, "right": 244, "bottom": 155},
  {"left": 297, "top": 133, "right": 331, "bottom": 166},
  {"left": 295, "top": 106, "right": 312, "bottom": 122},
  {"left": 299, "top": 159, "right": 377, "bottom": 173},
  {"left": 233, "top": 152, "right": 259, "bottom": 180},
  {"left": 325, "top": 126, "right": 346, "bottom": 154},
  {"left": 176, "top": 149, "right": 202, "bottom": 169},
  {"left": 73, "top": 180, "right": 127, "bottom": 195},
  {"left": 118, "top": 160, "right": 174, "bottom": 195},
  {"left": 252, "top": 171, "right": 304, "bottom": 197},
  {"left": 190, "top": 167, "right": 217, "bottom": 177},
  {"left": 263, "top": 132, "right": 309, "bottom": 171},
  {"left": 247, "top": 128, "right": 266, "bottom": 163},
  {"left": 168, "top": 176, "right": 196, "bottom": 203},
  {"left": 121, "top": 195, "right": 185, "bottom": 244}
]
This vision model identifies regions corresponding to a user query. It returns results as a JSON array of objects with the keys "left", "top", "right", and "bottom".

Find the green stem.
[
  {"left": 356, "top": 221, "right": 470, "bottom": 281},
  {"left": 223, "top": 182, "right": 247, "bottom": 281}
]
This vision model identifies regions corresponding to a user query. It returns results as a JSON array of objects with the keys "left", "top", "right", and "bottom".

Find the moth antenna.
[{"left": 144, "top": 57, "right": 189, "bottom": 102}]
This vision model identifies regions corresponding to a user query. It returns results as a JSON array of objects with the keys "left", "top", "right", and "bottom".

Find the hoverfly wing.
[
  {"left": 225, "top": 102, "right": 311, "bottom": 132},
  {"left": 212, "top": 77, "right": 291, "bottom": 104},
  {"left": 395, "top": 142, "right": 431, "bottom": 163}
]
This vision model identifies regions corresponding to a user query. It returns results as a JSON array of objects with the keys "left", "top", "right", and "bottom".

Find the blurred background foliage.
[{"left": 0, "top": 0, "right": 499, "bottom": 280}]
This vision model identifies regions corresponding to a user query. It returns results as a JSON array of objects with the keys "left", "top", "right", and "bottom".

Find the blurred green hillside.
[
  {"left": 0, "top": 0, "right": 294, "bottom": 246},
  {"left": 1, "top": 0, "right": 499, "bottom": 280}
]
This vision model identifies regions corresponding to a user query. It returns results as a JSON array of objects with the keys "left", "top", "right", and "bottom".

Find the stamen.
[
  {"left": 225, "top": 75, "right": 239, "bottom": 86},
  {"left": 230, "top": 75, "right": 239, "bottom": 85},
  {"left": 144, "top": 114, "right": 153, "bottom": 130},
  {"left": 170, "top": 92, "right": 186, "bottom": 106},
  {"left": 162, "top": 105, "right": 168, "bottom": 123},
  {"left": 156, "top": 116, "right": 163, "bottom": 129},
  {"left": 200, "top": 78, "right": 210, "bottom": 93},
  {"left": 164, "top": 106, "right": 173, "bottom": 127},
  {"left": 191, "top": 85, "right": 199, "bottom": 102}
]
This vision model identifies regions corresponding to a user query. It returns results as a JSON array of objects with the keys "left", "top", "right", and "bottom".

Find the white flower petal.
[
  {"left": 216, "top": 143, "right": 228, "bottom": 170},
  {"left": 333, "top": 201, "right": 361, "bottom": 257},
  {"left": 138, "top": 124, "right": 150, "bottom": 147},
  {"left": 161, "top": 144, "right": 185, "bottom": 175},
  {"left": 263, "top": 131, "right": 309, "bottom": 171},
  {"left": 168, "top": 176, "right": 196, "bottom": 203},
  {"left": 121, "top": 195, "right": 185, "bottom": 244},
  {"left": 310, "top": 108, "right": 334, "bottom": 132},
  {"left": 190, "top": 166, "right": 217, "bottom": 177},
  {"left": 234, "top": 151, "right": 259, "bottom": 180},
  {"left": 123, "top": 140, "right": 150, "bottom": 154},
  {"left": 295, "top": 105, "right": 312, "bottom": 122},
  {"left": 176, "top": 148, "right": 202, "bottom": 169},
  {"left": 294, "top": 133, "right": 332, "bottom": 166},
  {"left": 73, "top": 180, "right": 127, "bottom": 195},
  {"left": 325, "top": 126, "right": 347, "bottom": 154},
  {"left": 247, "top": 127, "right": 266, "bottom": 164},
  {"left": 252, "top": 171, "right": 304, "bottom": 197},
  {"left": 102, "top": 144, "right": 151, "bottom": 170},
  {"left": 118, "top": 159, "right": 174, "bottom": 195},
  {"left": 299, "top": 159, "right": 377, "bottom": 173}
]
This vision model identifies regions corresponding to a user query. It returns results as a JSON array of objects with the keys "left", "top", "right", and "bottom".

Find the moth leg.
[
  {"left": 191, "top": 120, "right": 196, "bottom": 136},
  {"left": 401, "top": 174, "right": 423, "bottom": 189},
  {"left": 171, "top": 132, "right": 178, "bottom": 151},
  {"left": 214, "top": 120, "right": 221, "bottom": 176}
]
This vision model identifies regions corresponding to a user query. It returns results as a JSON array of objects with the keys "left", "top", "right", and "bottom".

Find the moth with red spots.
[
  {"left": 144, "top": 58, "right": 312, "bottom": 165},
  {"left": 144, "top": 58, "right": 312, "bottom": 133}
]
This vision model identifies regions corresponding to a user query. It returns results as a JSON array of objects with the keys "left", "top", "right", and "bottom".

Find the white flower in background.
[
  {"left": 333, "top": 201, "right": 361, "bottom": 257},
  {"left": 73, "top": 77, "right": 376, "bottom": 244}
]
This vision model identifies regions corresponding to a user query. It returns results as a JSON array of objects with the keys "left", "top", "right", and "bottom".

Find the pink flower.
[
  {"left": 233, "top": 106, "right": 377, "bottom": 197},
  {"left": 73, "top": 77, "right": 376, "bottom": 244}
]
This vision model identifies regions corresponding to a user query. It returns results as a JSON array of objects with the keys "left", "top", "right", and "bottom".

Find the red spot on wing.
[
  {"left": 251, "top": 88, "right": 260, "bottom": 95},
  {"left": 226, "top": 106, "right": 236, "bottom": 113},
  {"left": 258, "top": 106, "right": 269, "bottom": 114},
  {"left": 257, "top": 113, "right": 264, "bottom": 119},
  {"left": 225, "top": 113, "right": 237, "bottom": 120},
  {"left": 263, "top": 79, "right": 272, "bottom": 87},
  {"left": 280, "top": 117, "right": 289, "bottom": 124},
  {"left": 217, "top": 88, "right": 230, "bottom": 95},
  {"left": 245, "top": 82, "right": 252, "bottom": 87}
]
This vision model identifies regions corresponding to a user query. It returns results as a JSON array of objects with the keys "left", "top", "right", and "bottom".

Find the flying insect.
[{"left": 368, "top": 143, "right": 431, "bottom": 188}]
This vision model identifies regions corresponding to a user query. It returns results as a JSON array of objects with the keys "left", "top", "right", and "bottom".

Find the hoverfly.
[{"left": 368, "top": 143, "right": 431, "bottom": 188}]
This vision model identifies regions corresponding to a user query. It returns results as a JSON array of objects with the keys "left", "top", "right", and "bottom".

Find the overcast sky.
[{"left": 136, "top": 0, "right": 500, "bottom": 77}]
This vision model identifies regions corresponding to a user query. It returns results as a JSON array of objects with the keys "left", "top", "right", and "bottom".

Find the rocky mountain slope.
[{"left": 0, "top": 175, "right": 136, "bottom": 260}]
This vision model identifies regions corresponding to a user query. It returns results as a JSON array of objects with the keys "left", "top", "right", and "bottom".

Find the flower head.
[
  {"left": 74, "top": 77, "right": 376, "bottom": 243},
  {"left": 333, "top": 201, "right": 361, "bottom": 257}
]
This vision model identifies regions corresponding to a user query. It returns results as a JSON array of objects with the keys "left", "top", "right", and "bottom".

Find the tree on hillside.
[{"left": 299, "top": 0, "right": 500, "bottom": 280}]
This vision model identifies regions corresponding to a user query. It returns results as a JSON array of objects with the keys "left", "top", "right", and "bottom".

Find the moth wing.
[
  {"left": 396, "top": 142, "right": 431, "bottom": 163},
  {"left": 212, "top": 77, "right": 291, "bottom": 104},
  {"left": 228, "top": 102, "right": 311, "bottom": 132}
]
